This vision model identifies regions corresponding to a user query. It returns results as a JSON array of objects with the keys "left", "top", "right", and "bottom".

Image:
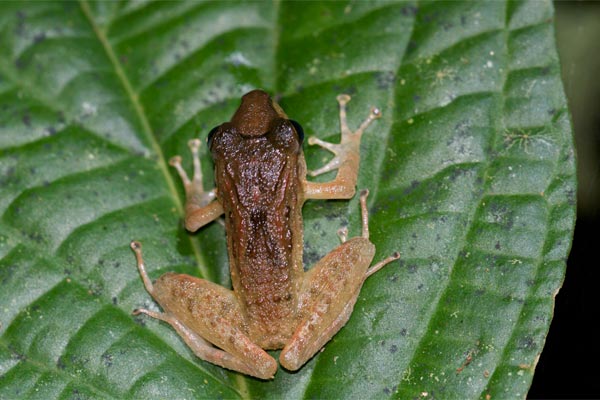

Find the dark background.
[{"left": 528, "top": 2, "right": 600, "bottom": 398}]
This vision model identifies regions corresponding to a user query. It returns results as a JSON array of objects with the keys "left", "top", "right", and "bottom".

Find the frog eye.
[
  {"left": 207, "top": 125, "right": 220, "bottom": 149},
  {"left": 289, "top": 120, "right": 304, "bottom": 144},
  {"left": 269, "top": 120, "right": 301, "bottom": 152}
]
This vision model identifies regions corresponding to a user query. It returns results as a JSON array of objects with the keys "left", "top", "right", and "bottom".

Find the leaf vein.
[{"left": 77, "top": 0, "right": 210, "bottom": 279}]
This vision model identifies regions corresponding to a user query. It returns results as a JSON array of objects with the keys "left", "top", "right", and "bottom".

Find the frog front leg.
[
  {"left": 304, "top": 94, "right": 381, "bottom": 200},
  {"left": 131, "top": 242, "right": 277, "bottom": 379},
  {"left": 280, "top": 190, "right": 400, "bottom": 370},
  {"left": 169, "top": 139, "right": 224, "bottom": 231}
]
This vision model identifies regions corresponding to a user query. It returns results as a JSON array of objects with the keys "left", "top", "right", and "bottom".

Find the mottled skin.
[
  {"left": 211, "top": 109, "right": 305, "bottom": 348},
  {"left": 131, "top": 90, "right": 399, "bottom": 379}
]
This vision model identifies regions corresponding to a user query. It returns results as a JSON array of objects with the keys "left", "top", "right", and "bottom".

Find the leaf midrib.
[
  {"left": 77, "top": 1, "right": 249, "bottom": 398},
  {"left": 77, "top": 1, "right": 210, "bottom": 280}
]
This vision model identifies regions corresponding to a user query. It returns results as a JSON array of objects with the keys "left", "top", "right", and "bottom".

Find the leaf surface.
[{"left": 0, "top": 1, "right": 575, "bottom": 399}]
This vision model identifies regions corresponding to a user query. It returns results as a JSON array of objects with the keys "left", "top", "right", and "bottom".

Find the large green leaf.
[{"left": 0, "top": 1, "right": 575, "bottom": 398}]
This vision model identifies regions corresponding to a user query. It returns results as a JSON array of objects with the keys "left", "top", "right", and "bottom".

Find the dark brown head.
[
  {"left": 207, "top": 90, "right": 305, "bottom": 208},
  {"left": 229, "top": 90, "right": 287, "bottom": 136},
  {"left": 207, "top": 90, "right": 303, "bottom": 156}
]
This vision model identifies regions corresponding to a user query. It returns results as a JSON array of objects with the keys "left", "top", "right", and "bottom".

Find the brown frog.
[{"left": 130, "top": 90, "right": 399, "bottom": 379}]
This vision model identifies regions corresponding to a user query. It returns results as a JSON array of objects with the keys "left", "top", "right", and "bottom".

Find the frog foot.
[
  {"left": 169, "top": 139, "right": 216, "bottom": 207},
  {"left": 307, "top": 94, "right": 381, "bottom": 177}
]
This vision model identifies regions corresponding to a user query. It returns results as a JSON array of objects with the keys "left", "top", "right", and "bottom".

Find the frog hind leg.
[
  {"left": 279, "top": 190, "right": 399, "bottom": 371},
  {"left": 133, "top": 307, "right": 272, "bottom": 378},
  {"left": 130, "top": 241, "right": 277, "bottom": 379}
]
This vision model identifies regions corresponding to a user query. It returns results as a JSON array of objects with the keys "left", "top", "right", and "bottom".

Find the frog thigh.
[
  {"left": 152, "top": 273, "right": 277, "bottom": 379},
  {"left": 279, "top": 238, "right": 375, "bottom": 371}
]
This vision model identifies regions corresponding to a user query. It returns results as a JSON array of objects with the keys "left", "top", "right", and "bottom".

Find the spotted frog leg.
[{"left": 279, "top": 189, "right": 400, "bottom": 370}]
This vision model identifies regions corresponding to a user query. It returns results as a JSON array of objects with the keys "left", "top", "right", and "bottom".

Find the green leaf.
[{"left": 0, "top": 1, "right": 575, "bottom": 399}]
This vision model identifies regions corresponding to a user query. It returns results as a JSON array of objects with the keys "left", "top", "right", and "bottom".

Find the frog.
[{"left": 130, "top": 90, "right": 399, "bottom": 379}]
